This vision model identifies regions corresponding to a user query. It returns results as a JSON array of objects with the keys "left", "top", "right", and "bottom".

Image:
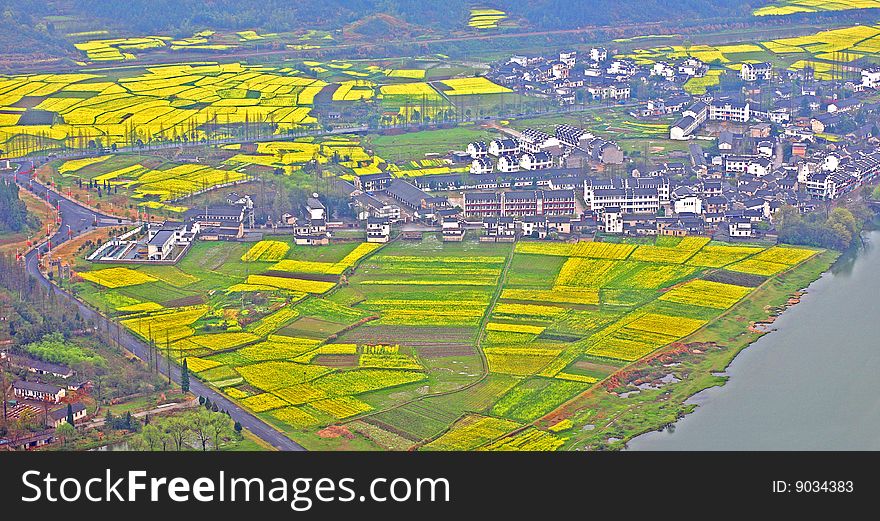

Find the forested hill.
[{"left": 8, "top": 0, "right": 766, "bottom": 36}]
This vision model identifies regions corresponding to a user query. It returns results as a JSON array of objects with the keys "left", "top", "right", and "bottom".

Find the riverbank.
[{"left": 544, "top": 248, "right": 840, "bottom": 450}]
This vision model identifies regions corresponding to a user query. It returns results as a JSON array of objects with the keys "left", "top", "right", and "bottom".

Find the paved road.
[{"left": 6, "top": 164, "right": 305, "bottom": 451}]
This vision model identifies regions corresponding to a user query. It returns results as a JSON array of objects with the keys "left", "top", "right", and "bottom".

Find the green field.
[{"left": 71, "top": 232, "right": 826, "bottom": 450}]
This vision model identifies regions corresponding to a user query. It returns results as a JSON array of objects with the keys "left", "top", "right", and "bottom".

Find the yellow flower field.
[
  {"left": 310, "top": 397, "right": 373, "bottom": 419},
  {"left": 659, "top": 279, "right": 751, "bottom": 309},
  {"left": 438, "top": 77, "right": 512, "bottom": 95},
  {"left": 424, "top": 414, "right": 520, "bottom": 451},
  {"left": 241, "top": 240, "right": 290, "bottom": 262},
  {"left": 80, "top": 267, "right": 157, "bottom": 288},
  {"left": 241, "top": 393, "right": 289, "bottom": 412},
  {"left": 246, "top": 275, "right": 336, "bottom": 294}
]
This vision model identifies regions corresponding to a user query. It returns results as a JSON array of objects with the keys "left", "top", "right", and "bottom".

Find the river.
[{"left": 628, "top": 230, "right": 880, "bottom": 450}]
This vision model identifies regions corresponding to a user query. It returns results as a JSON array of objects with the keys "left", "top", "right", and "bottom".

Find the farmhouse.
[
  {"left": 366, "top": 217, "right": 391, "bottom": 243},
  {"left": 467, "top": 141, "right": 488, "bottom": 158},
  {"left": 496, "top": 154, "right": 521, "bottom": 172},
  {"left": 146, "top": 230, "right": 176, "bottom": 260},
  {"left": 386, "top": 179, "right": 449, "bottom": 220},
  {"left": 441, "top": 217, "right": 466, "bottom": 242},
  {"left": 351, "top": 193, "right": 401, "bottom": 222},
  {"left": 519, "top": 152, "right": 553, "bottom": 170},
  {"left": 519, "top": 128, "right": 560, "bottom": 153},
  {"left": 47, "top": 402, "right": 88, "bottom": 428},
  {"left": 484, "top": 216, "right": 519, "bottom": 239},
  {"left": 470, "top": 157, "right": 493, "bottom": 174},
  {"left": 185, "top": 205, "right": 245, "bottom": 240},
  {"left": 13, "top": 380, "right": 66, "bottom": 403},
  {"left": 3, "top": 354, "right": 73, "bottom": 379},
  {"left": 488, "top": 139, "right": 519, "bottom": 156}
]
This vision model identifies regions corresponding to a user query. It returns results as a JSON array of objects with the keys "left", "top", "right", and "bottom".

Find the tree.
[
  {"left": 55, "top": 422, "right": 75, "bottom": 448},
  {"left": 191, "top": 409, "right": 214, "bottom": 451},
  {"left": 181, "top": 358, "right": 190, "bottom": 392},
  {"left": 165, "top": 416, "right": 191, "bottom": 451},
  {"left": 141, "top": 424, "right": 162, "bottom": 451},
  {"left": 65, "top": 403, "right": 74, "bottom": 426},
  {"left": 210, "top": 414, "right": 235, "bottom": 449}
]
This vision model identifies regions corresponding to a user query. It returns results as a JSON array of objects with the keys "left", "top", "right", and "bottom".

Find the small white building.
[
  {"left": 467, "top": 141, "right": 488, "bottom": 158},
  {"left": 496, "top": 154, "right": 521, "bottom": 173},
  {"left": 862, "top": 68, "right": 880, "bottom": 89},
  {"left": 519, "top": 152, "right": 553, "bottom": 171},
  {"left": 470, "top": 157, "right": 493, "bottom": 174},
  {"left": 674, "top": 195, "right": 703, "bottom": 215},
  {"left": 366, "top": 218, "right": 391, "bottom": 243},
  {"left": 147, "top": 230, "right": 176, "bottom": 261},
  {"left": 560, "top": 50, "right": 577, "bottom": 67},
  {"left": 727, "top": 217, "right": 753, "bottom": 238},
  {"left": 488, "top": 139, "right": 519, "bottom": 157},
  {"left": 740, "top": 62, "right": 772, "bottom": 82},
  {"left": 48, "top": 403, "right": 88, "bottom": 428},
  {"left": 589, "top": 47, "right": 607, "bottom": 63},
  {"left": 600, "top": 207, "right": 623, "bottom": 234}
]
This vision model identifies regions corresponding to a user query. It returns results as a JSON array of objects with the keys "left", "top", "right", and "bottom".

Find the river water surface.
[{"left": 628, "top": 230, "right": 880, "bottom": 450}]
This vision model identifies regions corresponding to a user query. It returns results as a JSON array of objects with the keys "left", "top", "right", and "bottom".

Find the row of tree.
[
  {"left": 0, "top": 181, "right": 32, "bottom": 233},
  {"left": 776, "top": 202, "right": 872, "bottom": 251}
]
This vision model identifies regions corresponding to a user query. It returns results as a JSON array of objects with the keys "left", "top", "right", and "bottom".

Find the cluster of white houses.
[
  {"left": 669, "top": 98, "right": 754, "bottom": 140},
  {"left": 467, "top": 125, "right": 623, "bottom": 176}
]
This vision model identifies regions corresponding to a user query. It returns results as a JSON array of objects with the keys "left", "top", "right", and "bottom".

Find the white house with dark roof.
[
  {"left": 488, "top": 139, "right": 519, "bottom": 157},
  {"left": 496, "top": 154, "right": 521, "bottom": 172},
  {"left": 470, "top": 157, "right": 493, "bottom": 174},
  {"left": 519, "top": 152, "right": 553, "bottom": 170},
  {"left": 467, "top": 141, "right": 488, "bottom": 158},
  {"left": 48, "top": 402, "right": 87, "bottom": 428},
  {"left": 740, "top": 62, "right": 772, "bottom": 82},
  {"left": 13, "top": 380, "right": 66, "bottom": 403}
]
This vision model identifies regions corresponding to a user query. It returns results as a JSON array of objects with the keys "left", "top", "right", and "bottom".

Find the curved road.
[{"left": 5, "top": 162, "right": 305, "bottom": 451}]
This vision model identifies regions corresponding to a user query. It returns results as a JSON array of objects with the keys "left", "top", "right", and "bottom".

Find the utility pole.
[{"left": 165, "top": 331, "right": 171, "bottom": 385}]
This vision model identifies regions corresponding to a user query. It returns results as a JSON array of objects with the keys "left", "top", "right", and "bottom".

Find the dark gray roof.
[
  {"left": 8, "top": 355, "right": 71, "bottom": 376},
  {"left": 48, "top": 402, "right": 87, "bottom": 421},
  {"left": 387, "top": 179, "right": 430, "bottom": 207},
  {"left": 148, "top": 230, "right": 175, "bottom": 246},
  {"left": 14, "top": 380, "right": 63, "bottom": 394}
]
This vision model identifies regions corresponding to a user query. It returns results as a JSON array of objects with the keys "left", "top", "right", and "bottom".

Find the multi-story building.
[
  {"left": 709, "top": 100, "right": 750, "bottom": 122},
  {"left": 670, "top": 101, "right": 708, "bottom": 140},
  {"left": 740, "top": 62, "right": 772, "bottom": 82},
  {"left": 366, "top": 217, "right": 391, "bottom": 243},
  {"left": 463, "top": 189, "right": 576, "bottom": 218},
  {"left": 586, "top": 187, "right": 660, "bottom": 214},
  {"left": 488, "top": 138, "right": 519, "bottom": 156},
  {"left": 518, "top": 128, "right": 560, "bottom": 153},
  {"left": 519, "top": 152, "right": 553, "bottom": 170},
  {"left": 470, "top": 157, "right": 493, "bottom": 174},
  {"left": 496, "top": 154, "right": 521, "bottom": 172},
  {"left": 467, "top": 141, "right": 488, "bottom": 158}
]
